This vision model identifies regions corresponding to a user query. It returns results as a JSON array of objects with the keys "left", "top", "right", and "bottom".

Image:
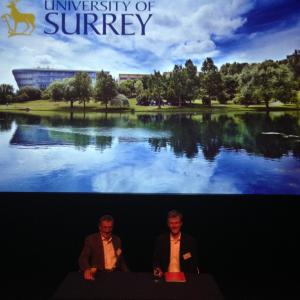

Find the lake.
[{"left": 0, "top": 111, "right": 300, "bottom": 194}]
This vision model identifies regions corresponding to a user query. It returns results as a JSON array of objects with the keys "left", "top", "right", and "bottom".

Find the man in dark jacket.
[
  {"left": 153, "top": 210, "right": 199, "bottom": 277},
  {"left": 79, "top": 215, "right": 129, "bottom": 280}
]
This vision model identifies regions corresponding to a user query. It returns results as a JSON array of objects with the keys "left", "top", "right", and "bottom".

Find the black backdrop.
[{"left": 1, "top": 193, "right": 300, "bottom": 299}]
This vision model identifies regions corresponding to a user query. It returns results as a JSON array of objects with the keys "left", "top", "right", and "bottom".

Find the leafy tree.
[
  {"left": 236, "top": 62, "right": 297, "bottom": 109},
  {"left": 73, "top": 72, "right": 92, "bottom": 110},
  {"left": 136, "top": 89, "right": 151, "bottom": 106},
  {"left": 168, "top": 65, "right": 188, "bottom": 107},
  {"left": 134, "top": 80, "right": 144, "bottom": 98},
  {"left": 94, "top": 71, "right": 118, "bottom": 110},
  {"left": 148, "top": 71, "right": 165, "bottom": 108},
  {"left": 287, "top": 50, "right": 300, "bottom": 80},
  {"left": 222, "top": 74, "right": 239, "bottom": 101},
  {"left": 63, "top": 77, "right": 77, "bottom": 109},
  {"left": 48, "top": 81, "right": 65, "bottom": 101},
  {"left": 220, "top": 62, "right": 248, "bottom": 76},
  {"left": 185, "top": 59, "right": 199, "bottom": 104},
  {"left": 0, "top": 84, "right": 14, "bottom": 104},
  {"left": 164, "top": 81, "right": 176, "bottom": 106},
  {"left": 271, "top": 64, "right": 297, "bottom": 104},
  {"left": 141, "top": 75, "right": 151, "bottom": 90},
  {"left": 118, "top": 80, "right": 135, "bottom": 98},
  {"left": 201, "top": 57, "right": 218, "bottom": 73},
  {"left": 200, "top": 58, "right": 224, "bottom": 106}
]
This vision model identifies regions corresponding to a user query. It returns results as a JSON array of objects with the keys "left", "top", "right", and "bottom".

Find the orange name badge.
[{"left": 183, "top": 252, "right": 192, "bottom": 260}]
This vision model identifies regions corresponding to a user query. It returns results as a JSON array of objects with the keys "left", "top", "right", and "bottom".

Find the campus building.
[
  {"left": 118, "top": 73, "right": 149, "bottom": 83},
  {"left": 12, "top": 68, "right": 102, "bottom": 90},
  {"left": 287, "top": 49, "right": 300, "bottom": 61}
]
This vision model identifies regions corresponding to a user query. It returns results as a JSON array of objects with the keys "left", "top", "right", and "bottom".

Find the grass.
[{"left": 1, "top": 98, "right": 300, "bottom": 114}]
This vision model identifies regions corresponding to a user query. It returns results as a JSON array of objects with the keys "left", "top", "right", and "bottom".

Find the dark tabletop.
[{"left": 51, "top": 272, "right": 224, "bottom": 300}]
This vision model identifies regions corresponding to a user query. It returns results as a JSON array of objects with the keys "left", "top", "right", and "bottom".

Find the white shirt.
[
  {"left": 168, "top": 233, "right": 181, "bottom": 272},
  {"left": 101, "top": 235, "right": 117, "bottom": 270}
]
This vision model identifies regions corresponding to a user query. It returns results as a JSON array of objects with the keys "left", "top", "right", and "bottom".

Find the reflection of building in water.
[
  {"left": 9, "top": 125, "right": 112, "bottom": 150},
  {"left": 12, "top": 68, "right": 108, "bottom": 90},
  {"left": 118, "top": 73, "right": 149, "bottom": 83}
]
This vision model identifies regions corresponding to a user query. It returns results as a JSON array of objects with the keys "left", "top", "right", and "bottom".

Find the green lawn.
[{"left": 0, "top": 98, "right": 300, "bottom": 114}]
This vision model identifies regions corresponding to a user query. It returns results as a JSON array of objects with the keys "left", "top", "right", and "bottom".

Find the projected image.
[{"left": 0, "top": 0, "right": 300, "bottom": 194}]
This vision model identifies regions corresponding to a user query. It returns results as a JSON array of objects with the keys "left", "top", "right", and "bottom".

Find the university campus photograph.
[{"left": 1, "top": 0, "right": 300, "bottom": 300}]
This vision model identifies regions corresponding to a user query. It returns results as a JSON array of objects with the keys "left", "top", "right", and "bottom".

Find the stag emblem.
[{"left": 1, "top": 0, "right": 35, "bottom": 37}]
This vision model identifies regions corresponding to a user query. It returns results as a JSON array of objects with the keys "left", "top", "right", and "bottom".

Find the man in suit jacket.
[
  {"left": 79, "top": 215, "right": 129, "bottom": 280},
  {"left": 153, "top": 210, "right": 199, "bottom": 277}
]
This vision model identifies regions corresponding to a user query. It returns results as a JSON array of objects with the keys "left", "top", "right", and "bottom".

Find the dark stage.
[{"left": 1, "top": 193, "right": 300, "bottom": 299}]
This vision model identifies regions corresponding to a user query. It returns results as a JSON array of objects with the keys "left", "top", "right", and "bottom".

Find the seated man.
[
  {"left": 153, "top": 210, "right": 199, "bottom": 277},
  {"left": 79, "top": 214, "right": 129, "bottom": 280}
]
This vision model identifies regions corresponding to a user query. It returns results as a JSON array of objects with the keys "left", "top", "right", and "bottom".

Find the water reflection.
[{"left": 0, "top": 111, "right": 299, "bottom": 193}]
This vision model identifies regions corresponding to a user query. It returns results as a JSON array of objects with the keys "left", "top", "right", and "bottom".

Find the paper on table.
[{"left": 165, "top": 272, "right": 186, "bottom": 283}]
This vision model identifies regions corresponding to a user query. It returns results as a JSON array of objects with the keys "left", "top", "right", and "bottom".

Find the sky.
[{"left": 0, "top": 0, "right": 300, "bottom": 89}]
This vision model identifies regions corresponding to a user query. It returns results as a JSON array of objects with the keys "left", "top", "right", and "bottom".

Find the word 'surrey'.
[
  {"left": 44, "top": 13, "right": 152, "bottom": 35},
  {"left": 44, "top": 0, "right": 154, "bottom": 35}
]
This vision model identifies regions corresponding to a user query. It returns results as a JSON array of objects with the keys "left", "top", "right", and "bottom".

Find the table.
[{"left": 51, "top": 272, "right": 224, "bottom": 300}]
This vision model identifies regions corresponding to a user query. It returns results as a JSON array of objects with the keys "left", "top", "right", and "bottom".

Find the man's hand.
[
  {"left": 153, "top": 267, "right": 163, "bottom": 278},
  {"left": 83, "top": 268, "right": 96, "bottom": 280}
]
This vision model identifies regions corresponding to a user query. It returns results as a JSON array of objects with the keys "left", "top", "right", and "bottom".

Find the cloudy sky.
[{"left": 0, "top": 0, "right": 300, "bottom": 88}]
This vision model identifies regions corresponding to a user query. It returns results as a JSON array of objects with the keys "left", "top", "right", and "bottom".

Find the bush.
[
  {"left": 110, "top": 93, "right": 130, "bottom": 107},
  {"left": 16, "top": 92, "right": 30, "bottom": 102},
  {"left": 136, "top": 92, "right": 150, "bottom": 106},
  {"left": 17, "top": 86, "right": 41, "bottom": 101},
  {"left": 41, "top": 89, "right": 51, "bottom": 100}
]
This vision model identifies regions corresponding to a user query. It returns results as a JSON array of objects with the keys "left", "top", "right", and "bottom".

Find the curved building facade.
[{"left": 12, "top": 68, "right": 100, "bottom": 90}]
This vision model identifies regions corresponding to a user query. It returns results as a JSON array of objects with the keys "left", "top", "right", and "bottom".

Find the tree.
[
  {"left": 201, "top": 57, "right": 218, "bottom": 73},
  {"left": 63, "top": 77, "right": 77, "bottom": 109},
  {"left": 148, "top": 71, "right": 165, "bottom": 108},
  {"left": 185, "top": 59, "right": 199, "bottom": 104},
  {"left": 134, "top": 80, "right": 144, "bottom": 98},
  {"left": 48, "top": 81, "right": 65, "bottom": 101},
  {"left": 136, "top": 89, "right": 151, "bottom": 106},
  {"left": 141, "top": 75, "right": 151, "bottom": 90},
  {"left": 73, "top": 72, "right": 92, "bottom": 110},
  {"left": 164, "top": 81, "right": 176, "bottom": 106},
  {"left": 169, "top": 65, "right": 188, "bottom": 107},
  {"left": 220, "top": 62, "right": 248, "bottom": 76},
  {"left": 236, "top": 62, "right": 297, "bottom": 109},
  {"left": 287, "top": 50, "right": 300, "bottom": 80},
  {"left": 118, "top": 80, "right": 135, "bottom": 97},
  {"left": 271, "top": 64, "right": 297, "bottom": 104},
  {"left": 222, "top": 74, "right": 239, "bottom": 101},
  {"left": 94, "top": 71, "right": 118, "bottom": 110},
  {"left": 234, "top": 81, "right": 257, "bottom": 107},
  {"left": 0, "top": 84, "right": 14, "bottom": 104},
  {"left": 200, "top": 58, "right": 224, "bottom": 106}
]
